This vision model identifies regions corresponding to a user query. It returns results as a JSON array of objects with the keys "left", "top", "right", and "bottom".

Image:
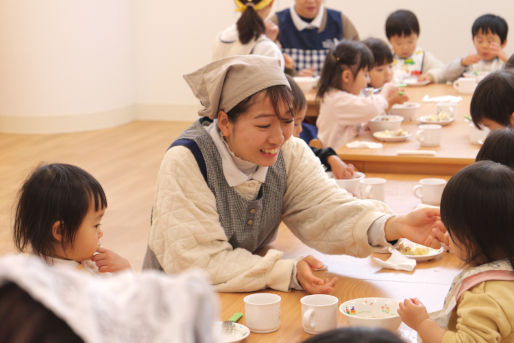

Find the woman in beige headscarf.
[
  {"left": 212, "top": 0, "right": 284, "bottom": 69},
  {"left": 143, "top": 55, "right": 446, "bottom": 294}
]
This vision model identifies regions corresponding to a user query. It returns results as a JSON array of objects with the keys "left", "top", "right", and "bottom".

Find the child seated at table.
[
  {"left": 470, "top": 70, "right": 514, "bottom": 130},
  {"left": 475, "top": 128, "right": 514, "bottom": 169},
  {"left": 445, "top": 14, "right": 509, "bottom": 82},
  {"left": 302, "top": 326, "right": 404, "bottom": 343},
  {"left": 316, "top": 40, "right": 408, "bottom": 148},
  {"left": 362, "top": 37, "right": 394, "bottom": 89},
  {"left": 386, "top": 9, "right": 445, "bottom": 84},
  {"left": 14, "top": 163, "right": 131, "bottom": 274},
  {"left": 286, "top": 74, "right": 356, "bottom": 179},
  {"left": 398, "top": 161, "right": 514, "bottom": 343}
]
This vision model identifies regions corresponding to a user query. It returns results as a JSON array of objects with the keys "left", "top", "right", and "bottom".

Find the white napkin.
[
  {"left": 422, "top": 95, "right": 462, "bottom": 103},
  {"left": 373, "top": 248, "right": 416, "bottom": 271},
  {"left": 346, "top": 141, "right": 383, "bottom": 149}
]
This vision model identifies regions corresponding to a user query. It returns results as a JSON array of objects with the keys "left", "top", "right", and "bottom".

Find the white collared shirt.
[
  {"left": 290, "top": 3, "right": 325, "bottom": 31},
  {"left": 207, "top": 120, "right": 268, "bottom": 187}
]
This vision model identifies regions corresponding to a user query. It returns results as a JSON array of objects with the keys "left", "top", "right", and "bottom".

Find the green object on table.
[
  {"left": 228, "top": 312, "right": 243, "bottom": 322},
  {"left": 398, "top": 91, "right": 404, "bottom": 96}
]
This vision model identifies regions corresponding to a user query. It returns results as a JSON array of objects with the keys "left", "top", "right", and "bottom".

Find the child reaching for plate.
[
  {"left": 316, "top": 40, "right": 408, "bottom": 148},
  {"left": 14, "top": 163, "right": 131, "bottom": 274},
  {"left": 398, "top": 161, "right": 514, "bottom": 343},
  {"left": 286, "top": 74, "right": 355, "bottom": 179}
]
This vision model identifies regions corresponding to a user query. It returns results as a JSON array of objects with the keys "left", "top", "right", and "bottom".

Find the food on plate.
[
  {"left": 396, "top": 239, "right": 437, "bottom": 256},
  {"left": 424, "top": 112, "right": 453, "bottom": 122},
  {"left": 374, "top": 129, "right": 408, "bottom": 138}
]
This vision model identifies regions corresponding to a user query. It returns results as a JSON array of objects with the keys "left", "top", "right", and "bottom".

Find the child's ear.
[
  {"left": 341, "top": 70, "right": 353, "bottom": 84},
  {"left": 502, "top": 39, "right": 508, "bottom": 49},
  {"left": 52, "top": 221, "right": 63, "bottom": 242}
]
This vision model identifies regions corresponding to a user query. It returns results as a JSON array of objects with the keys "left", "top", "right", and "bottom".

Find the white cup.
[
  {"left": 453, "top": 77, "right": 477, "bottom": 94},
  {"left": 436, "top": 101, "right": 457, "bottom": 116},
  {"left": 417, "top": 124, "right": 441, "bottom": 147},
  {"left": 359, "top": 178, "right": 386, "bottom": 201},
  {"left": 413, "top": 178, "right": 447, "bottom": 206},
  {"left": 301, "top": 294, "right": 339, "bottom": 334},
  {"left": 244, "top": 293, "right": 281, "bottom": 333},
  {"left": 334, "top": 171, "right": 365, "bottom": 195}
]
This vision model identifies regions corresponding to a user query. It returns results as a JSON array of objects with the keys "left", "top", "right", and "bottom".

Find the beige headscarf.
[{"left": 184, "top": 55, "right": 289, "bottom": 118}]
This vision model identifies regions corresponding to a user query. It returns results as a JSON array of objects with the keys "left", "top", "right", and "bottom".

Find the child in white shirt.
[
  {"left": 316, "top": 40, "right": 408, "bottom": 148},
  {"left": 386, "top": 9, "right": 445, "bottom": 84}
]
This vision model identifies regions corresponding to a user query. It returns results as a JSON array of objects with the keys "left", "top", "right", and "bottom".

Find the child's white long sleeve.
[{"left": 317, "top": 89, "right": 388, "bottom": 149}]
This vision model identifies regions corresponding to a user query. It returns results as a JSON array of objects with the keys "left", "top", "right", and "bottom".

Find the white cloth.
[
  {"left": 317, "top": 89, "right": 388, "bottom": 148},
  {"left": 148, "top": 133, "right": 393, "bottom": 292},
  {"left": 0, "top": 254, "right": 221, "bottom": 343},
  {"left": 422, "top": 95, "right": 462, "bottom": 103},
  {"left": 346, "top": 141, "right": 383, "bottom": 149},
  {"left": 212, "top": 24, "right": 284, "bottom": 70},
  {"left": 373, "top": 249, "right": 416, "bottom": 272}
]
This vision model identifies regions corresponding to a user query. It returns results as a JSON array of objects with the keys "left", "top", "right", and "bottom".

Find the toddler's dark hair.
[
  {"left": 285, "top": 74, "right": 306, "bottom": 112},
  {"left": 475, "top": 128, "right": 514, "bottom": 168},
  {"left": 317, "top": 40, "right": 374, "bottom": 98},
  {"left": 472, "top": 14, "right": 508, "bottom": 45},
  {"left": 362, "top": 37, "right": 393, "bottom": 67},
  {"left": 470, "top": 70, "right": 514, "bottom": 129},
  {"left": 14, "top": 163, "right": 107, "bottom": 257},
  {"left": 236, "top": 0, "right": 266, "bottom": 44},
  {"left": 302, "top": 326, "right": 403, "bottom": 343},
  {"left": 385, "top": 9, "right": 420, "bottom": 39},
  {"left": 440, "top": 161, "right": 514, "bottom": 267}
]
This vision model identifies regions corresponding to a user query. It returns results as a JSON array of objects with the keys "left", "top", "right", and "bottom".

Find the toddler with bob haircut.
[
  {"left": 445, "top": 13, "right": 509, "bottom": 81},
  {"left": 470, "top": 70, "right": 514, "bottom": 131},
  {"left": 14, "top": 163, "right": 131, "bottom": 274},
  {"left": 386, "top": 9, "right": 445, "bottom": 84},
  {"left": 399, "top": 161, "right": 514, "bottom": 343},
  {"left": 362, "top": 37, "right": 394, "bottom": 89},
  {"left": 475, "top": 128, "right": 514, "bottom": 169}
]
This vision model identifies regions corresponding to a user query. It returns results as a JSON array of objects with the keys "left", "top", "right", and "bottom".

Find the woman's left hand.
[
  {"left": 296, "top": 255, "right": 337, "bottom": 294},
  {"left": 384, "top": 207, "right": 447, "bottom": 248}
]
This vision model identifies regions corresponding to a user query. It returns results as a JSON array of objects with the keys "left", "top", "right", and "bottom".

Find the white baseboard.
[{"left": 0, "top": 104, "right": 201, "bottom": 134}]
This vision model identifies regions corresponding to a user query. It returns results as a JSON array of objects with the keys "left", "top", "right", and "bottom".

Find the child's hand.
[
  {"left": 283, "top": 53, "right": 294, "bottom": 70},
  {"left": 92, "top": 247, "right": 131, "bottom": 273},
  {"left": 327, "top": 155, "right": 355, "bottom": 179},
  {"left": 398, "top": 298, "right": 429, "bottom": 330},
  {"left": 461, "top": 53, "right": 481, "bottom": 66},
  {"left": 488, "top": 42, "right": 508, "bottom": 62},
  {"left": 296, "top": 255, "right": 337, "bottom": 294},
  {"left": 264, "top": 19, "right": 279, "bottom": 41},
  {"left": 382, "top": 83, "right": 409, "bottom": 110},
  {"left": 297, "top": 67, "right": 315, "bottom": 77},
  {"left": 417, "top": 74, "right": 433, "bottom": 83}
]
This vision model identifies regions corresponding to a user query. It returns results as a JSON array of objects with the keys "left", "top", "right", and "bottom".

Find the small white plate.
[
  {"left": 390, "top": 239, "right": 445, "bottom": 262},
  {"left": 403, "top": 78, "right": 431, "bottom": 87},
  {"left": 417, "top": 115, "right": 455, "bottom": 126},
  {"left": 373, "top": 130, "right": 411, "bottom": 142},
  {"left": 217, "top": 322, "right": 250, "bottom": 343}
]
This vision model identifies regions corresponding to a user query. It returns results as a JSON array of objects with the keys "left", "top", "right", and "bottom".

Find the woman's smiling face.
[{"left": 218, "top": 91, "right": 294, "bottom": 167}]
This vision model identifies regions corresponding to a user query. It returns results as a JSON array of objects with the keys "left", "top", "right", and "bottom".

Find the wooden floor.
[{"left": 0, "top": 120, "right": 194, "bottom": 270}]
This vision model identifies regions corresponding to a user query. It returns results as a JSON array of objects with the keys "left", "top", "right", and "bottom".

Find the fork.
[{"left": 222, "top": 312, "right": 243, "bottom": 334}]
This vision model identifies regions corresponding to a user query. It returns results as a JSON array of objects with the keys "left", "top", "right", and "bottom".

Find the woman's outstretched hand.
[{"left": 296, "top": 255, "right": 337, "bottom": 294}]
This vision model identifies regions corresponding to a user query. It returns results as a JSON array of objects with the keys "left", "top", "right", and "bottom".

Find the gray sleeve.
[
  {"left": 341, "top": 12, "right": 359, "bottom": 41},
  {"left": 444, "top": 57, "right": 468, "bottom": 82}
]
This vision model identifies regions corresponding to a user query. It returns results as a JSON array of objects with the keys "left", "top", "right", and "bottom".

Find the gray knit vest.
[{"left": 143, "top": 118, "right": 287, "bottom": 270}]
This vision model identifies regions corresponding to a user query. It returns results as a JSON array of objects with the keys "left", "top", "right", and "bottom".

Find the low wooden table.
[
  {"left": 218, "top": 174, "right": 463, "bottom": 343},
  {"left": 306, "top": 84, "right": 485, "bottom": 175}
]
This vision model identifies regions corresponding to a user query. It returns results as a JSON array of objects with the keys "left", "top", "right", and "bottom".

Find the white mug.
[
  {"left": 417, "top": 124, "right": 441, "bottom": 147},
  {"left": 359, "top": 178, "right": 386, "bottom": 201},
  {"left": 413, "top": 178, "right": 447, "bottom": 206},
  {"left": 334, "top": 171, "right": 365, "bottom": 195},
  {"left": 436, "top": 101, "right": 457, "bottom": 116},
  {"left": 244, "top": 293, "right": 281, "bottom": 333},
  {"left": 453, "top": 77, "right": 477, "bottom": 94},
  {"left": 301, "top": 294, "right": 339, "bottom": 334}
]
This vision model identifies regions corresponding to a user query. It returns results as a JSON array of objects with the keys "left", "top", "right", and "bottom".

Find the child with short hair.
[
  {"left": 316, "top": 40, "right": 408, "bottom": 148},
  {"left": 475, "top": 128, "right": 514, "bottom": 169},
  {"left": 445, "top": 14, "right": 509, "bottom": 82},
  {"left": 286, "top": 74, "right": 356, "bottom": 179},
  {"left": 470, "top": 70, "right": 514, "bottom": 130},
  {"left": 386, "top": 9, "right": 445, "bottom": 84},
  {"left": 362, "top": 37, "right": 394, "bottom": 89},
  {"left": 14, "top": 163, "right": 131, "bottom": 273},
  {"left": 398, "top": 161, "right": 514, "bottom": 343}
]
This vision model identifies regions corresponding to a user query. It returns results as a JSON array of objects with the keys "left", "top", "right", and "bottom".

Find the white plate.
[
  {"left": 390, "top": 239, "right": 445, "bottom": 262},
  {"left": 373, "top": 131, "right": 411, "bottom": 142},
  {"left": 403, "top": 79, "right": 430, "bottom": 87},
  {"left": 417, "top": 115, "right": 455, "bottom": 126},
  {"left": 217, "top": 322, "right": 250, "bottom": 343}
]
